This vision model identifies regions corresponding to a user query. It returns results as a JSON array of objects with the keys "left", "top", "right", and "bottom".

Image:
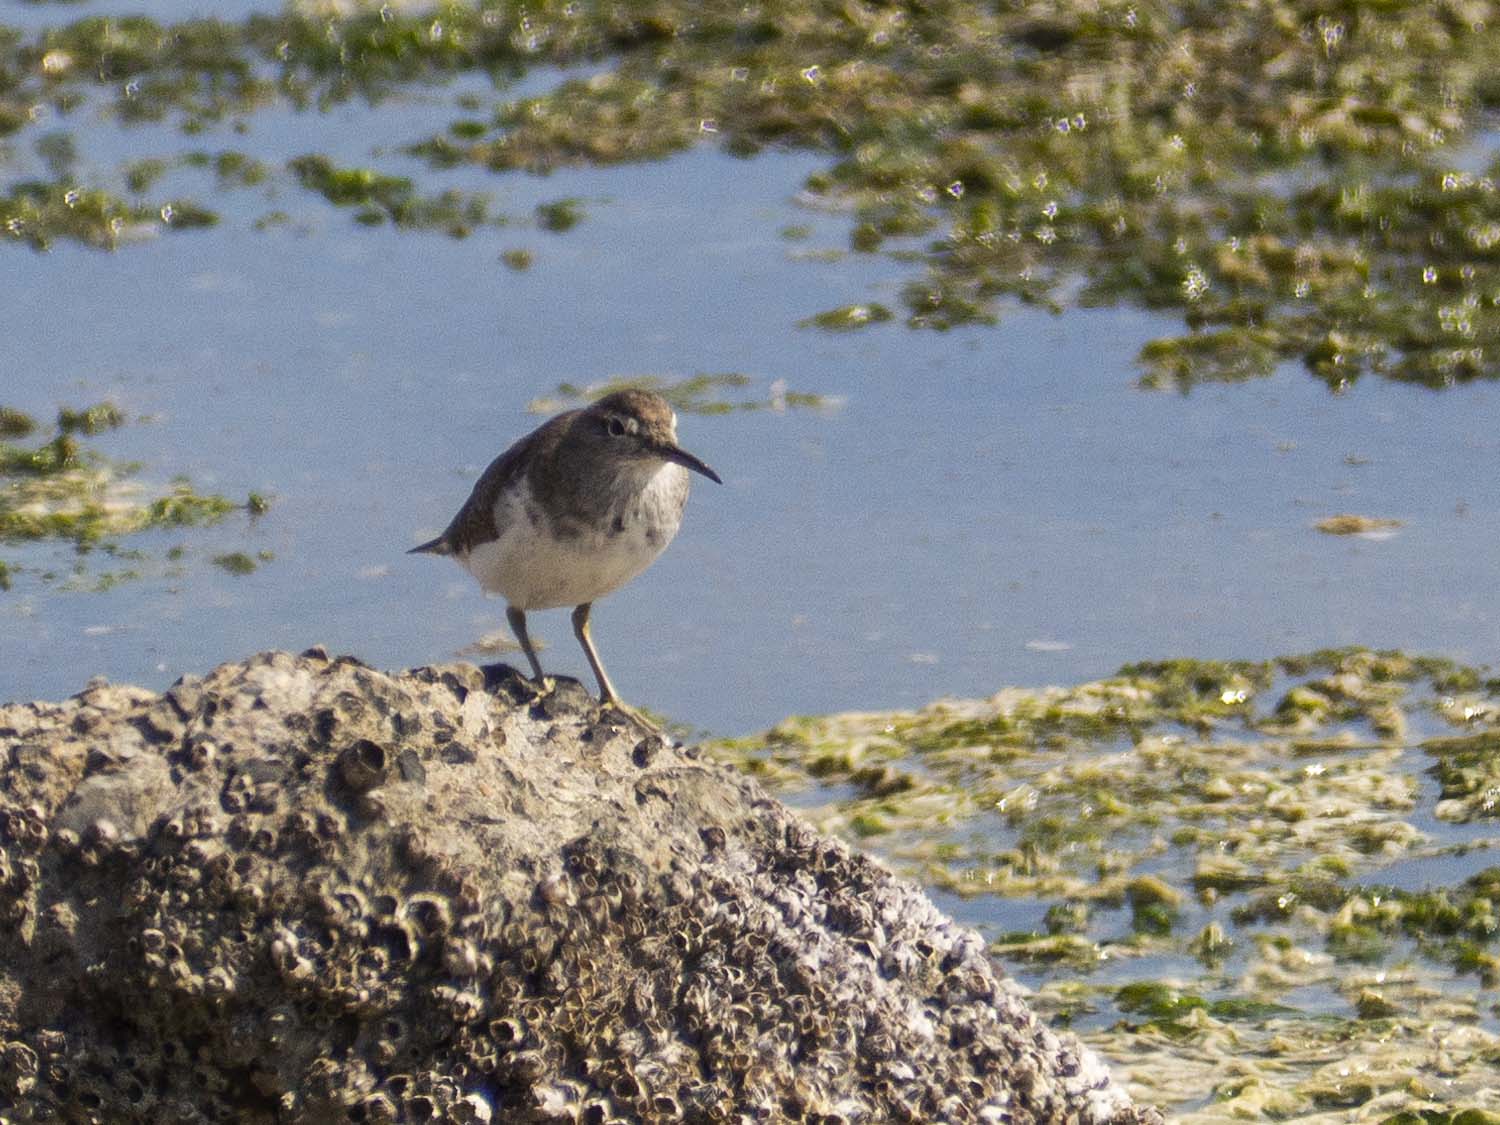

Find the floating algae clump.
[
  {"left": 1315, "top": 514, "right": 1405, "bottom": 537},
  {"left": 395, "top": 0, "right": 1500, "bottom": 388},
  {"left": 0, "top": 404, "right": 258, "bottom": 589},
  {"left": 5, "top": 4, "right": 1500, "bottom": 386},
  {"left": 709, "top": 648, "right": 1500, "bottom": 1120}
]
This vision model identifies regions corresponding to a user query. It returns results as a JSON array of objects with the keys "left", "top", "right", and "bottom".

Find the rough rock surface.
[{"left": 0, "top": 649, "right": 1162, "bottom": 1124}]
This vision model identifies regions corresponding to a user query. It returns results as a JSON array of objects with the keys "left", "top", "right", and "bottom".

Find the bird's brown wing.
[{"left": 437, "top": 411, "right": 574, "bottom": 556}]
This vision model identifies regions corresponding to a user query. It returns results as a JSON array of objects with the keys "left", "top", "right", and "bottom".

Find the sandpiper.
[{"left": 410, "top": 388, "right": 721, "bottom": 707}]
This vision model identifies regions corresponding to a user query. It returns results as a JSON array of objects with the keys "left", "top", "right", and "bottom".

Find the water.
[
  {"left": 0, "top": 0, "right": 278, "bottom": 32},
  {"left": 5, "top": 132, "right": 1500, "bottom": 734},
  {"left": 3, "top": 16, "right": 1500, "bottom": 740},
  {"left": 8, "top": 10, "right": 1500, "bottom": 1117}
]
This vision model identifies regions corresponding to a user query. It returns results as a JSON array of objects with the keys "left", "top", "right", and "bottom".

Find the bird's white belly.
[{"left": 459, "top": 469, "right": 684, "bottom": 609}]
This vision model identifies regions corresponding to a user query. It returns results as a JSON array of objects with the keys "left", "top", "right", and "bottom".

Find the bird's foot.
[
  {"left": 511, "top": 671, "right": 555, "bottom": 701},
  {"left": 533, "top": 676, "right": 606, "bottom": 719},
  {"left": 480, "top": 662, "right": 549, "bottom": 702},
  {"left": 598, "top": 697, "right": 663, "bottom": 734}
]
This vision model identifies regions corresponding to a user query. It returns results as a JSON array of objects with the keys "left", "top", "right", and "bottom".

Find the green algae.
[
  {"left": 500, "top": 247, "right": 532, "bottom": 270},
  {"left": 712, "top": 650, "right": 1440, "bottom": 900},
  {"left": 174, "top": 150, "right": 271, "bottom": 190},
  {"left": 798, "top": 303, "right": 894, "bottom": 331},
  {"left": 1316, "top": 514, "right": 1406, "bottom": 536},
  {"left": 0, "top": 4, "right": 1497, "bottom": 386},
  {"left": 288, "top": 154, "right": 495, "bottom": 236},
  {"left": 289, "top": 155, "right": 414, "bottom": 208},
  {"left": 534, "top": 197, "right": 584, "bottom": 232},
  {"left": 211, "top": 550, "right": 273, "bottom": 576},
  {"left": 1423, "top": 732, "right": 1500, "bottom": 820},
  {"left": 0, "top": 404, "right": 260, "bottom": 590},
  {"left": 1115, "top": 981, "right": 1208, "bottom": 1022},
  {"left": 56, "top": 402, "right": 124, "bottom": 436},
  {"left": 211, "top": 151, "right": 269, "bottom": 188},
  {"left": 711, "top": 647, "right": 1500, "bottom": 1120},
  {"left": 123, "top": 158, "right": 169, "bottom": 195},
  {"left": 0, "top": 410, "right": 36, "bottom": 440},
  {"left": 0, "top": 178, "right": 218, "bottom": 250},
  {"left": 399, "top": 0, "right": 1500, "bottom": 388}
]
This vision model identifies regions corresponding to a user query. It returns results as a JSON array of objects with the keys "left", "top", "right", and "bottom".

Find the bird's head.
[{"left": 587, "top": 389, "right": 722, "bottom": 484}]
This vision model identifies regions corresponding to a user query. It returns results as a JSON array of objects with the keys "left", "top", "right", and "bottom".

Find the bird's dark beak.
[{"left": 660, "top": 442, "right": 723, "bottom": 484}]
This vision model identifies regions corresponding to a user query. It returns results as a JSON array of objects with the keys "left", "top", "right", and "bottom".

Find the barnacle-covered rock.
[{"left": 0, "top": 650, "right": 1161, "bottom": 1124}]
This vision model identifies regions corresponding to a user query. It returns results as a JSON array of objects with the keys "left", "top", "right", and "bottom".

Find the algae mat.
[
  {"left": 6, "top": 1, "right": 1500, "bottom": 388},
  {"left": 710, "top": 649, "right": 1500, "bottom": 1122}
]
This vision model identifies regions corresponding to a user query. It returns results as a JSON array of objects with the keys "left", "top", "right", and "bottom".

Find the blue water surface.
[{"left": 2, "top": 4, "right": 1499, "bottom": 739}]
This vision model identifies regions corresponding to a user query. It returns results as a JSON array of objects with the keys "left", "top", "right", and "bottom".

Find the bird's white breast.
[{"left": 459, "top": 464, "right": 688, "bottom": 610}]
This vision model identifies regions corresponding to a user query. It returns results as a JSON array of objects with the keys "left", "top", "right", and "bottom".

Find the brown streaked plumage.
[{"left": 410, "top": 389, "right": 721, "bottom": 706}]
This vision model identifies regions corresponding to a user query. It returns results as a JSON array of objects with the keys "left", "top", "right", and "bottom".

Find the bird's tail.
[{"left": 408, "top": 535, "right": 451, "bottom": 556}]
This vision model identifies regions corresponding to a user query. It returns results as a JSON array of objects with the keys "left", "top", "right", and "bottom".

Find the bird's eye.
[{"left": 607, "top": 417, "right": 626, "bottom": 437}]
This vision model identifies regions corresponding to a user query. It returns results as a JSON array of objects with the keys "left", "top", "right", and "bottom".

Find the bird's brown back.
[{"left": 439, "top": 410, "right": 576, "bottom": 555}]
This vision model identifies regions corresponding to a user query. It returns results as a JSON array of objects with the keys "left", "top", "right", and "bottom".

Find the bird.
[{"left": 410, "top": 388, "right": 721, "bottom": 709}]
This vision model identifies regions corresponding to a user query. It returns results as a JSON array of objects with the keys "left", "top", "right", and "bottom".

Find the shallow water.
[
  {"left": 5, "top": 122, "right": 1500, "bottom": 735},
  {"left": 18, "top": 14, "right": 1500, "bottom": 734},
  {"left": 4, "top": 2, "right": 1500, "bottom": 746},
  {"left": 7, "top": 4, "right": 1500, "bottom": 1119}
]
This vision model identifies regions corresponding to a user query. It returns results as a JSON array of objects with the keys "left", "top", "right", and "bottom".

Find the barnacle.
[
  {"left": 337, "top": 738, "right": 389, "bottom": 793},
  {"left": 0, "top": 650, "right": 1156, "bottom": 1124}
]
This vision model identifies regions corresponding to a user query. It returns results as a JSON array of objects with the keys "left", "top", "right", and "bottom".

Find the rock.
[{"left": 0, "top": 650, "right": 1161, "bottom": 1124}]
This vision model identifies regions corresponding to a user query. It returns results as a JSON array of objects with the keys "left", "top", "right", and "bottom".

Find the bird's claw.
[{"left": 600, "top": 698, "right": 662, "bottom": 733}]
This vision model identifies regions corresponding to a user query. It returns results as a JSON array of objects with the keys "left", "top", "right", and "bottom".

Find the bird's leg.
[
  {"left": 572, "top": 603, "right": 663, "bottom": 732},
  {"left": 571, "top": 602, "right": 619, "bottom": 705},
  {"left": 506, "top": 605, "right": 546, "bottom": 683}
]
